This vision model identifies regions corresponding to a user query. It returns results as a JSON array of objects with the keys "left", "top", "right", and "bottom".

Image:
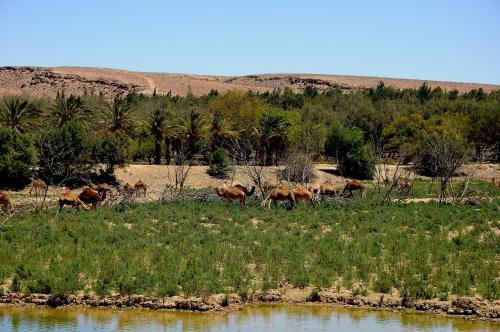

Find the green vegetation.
[
  {"left": 207, "top": 148, "right": 230, "bottom": 179},
  {"left": 1, "top": 199, "right": 498, "bottom": 300},
  {"left": 0, "top": 127, "right": 36, "bottom": 190},
  {"left": 1, "top": 83, "right": 499, "bottom": 188},
  {"left": 325, "top": 125, "right": 375, "bottom": 179}
]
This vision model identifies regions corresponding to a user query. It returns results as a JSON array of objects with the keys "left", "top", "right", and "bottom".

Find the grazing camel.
[
  {"left": 0, "top": 191, "right": 13, "bottom": 211},
  {"left": 78, "top": 185, "right": 111, "bottom": 209},
  {"left": 234, "top": 184, "right": 256, "bottom": 197},
  {"left": 134, "top": 180, "right": 147, "bottom": 196},
  {"left": 213, "top": 185, "right": 248, "bottom": 207},
  {"left": 343, "top": 179, "right": 365, "bottom": 197},
  {"left": 310, "top": 182, "right": 337, "bottom": 195},
  {"left": 492, "top": 178, "right": 500, "bottom": 189},
  {"left": 292, "top": 185, "right": 314, "bottom": 206},
  {"left": 58, "top": 191, "right": 89, "bottom": 212},
  {"left": 393, "top": 178, "right": 413, "bottom": 195},
  {"left": 261, "top": 186, "right": 295, "bottom": 209},
  {"left": 28, "top": 179, "right": 47, "bottom": 195},
  {"left": 123, "top": 183, "right": 135, "bottom": 195}
]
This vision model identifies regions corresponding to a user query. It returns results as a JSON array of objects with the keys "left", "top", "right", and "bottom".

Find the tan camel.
[
  {"left": 0, "top": 191, "right": 13, "bottom": 211},
  {"left": 28, "top": 179, "right": 47, "bottom": 195},
  {"left": 134, "top": 180, "right": 147, "bottom": 196},
  {"left": 213, "top": 185, "right": 248, "bottom": 207},
  {"left": 492, "top": 178, "right": 500, "bottom": 189},
  {"left": 261, "top": 185, "right": 314, "bottom": 209},
  {"left": 310, "top": 182, "right": 337, "bottom": 195},
  {"left": 58, "top": 191, "right": 90, "bottom": 212},
  {"left": 343, "top": 179, "right": 365, "bottom": 197}
]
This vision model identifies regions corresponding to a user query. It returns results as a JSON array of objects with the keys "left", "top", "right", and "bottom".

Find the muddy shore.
[{"left": 1, "top": 287, "right": 498, "bottom": 321}]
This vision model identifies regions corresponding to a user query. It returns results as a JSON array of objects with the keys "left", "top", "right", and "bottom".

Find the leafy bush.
[
  {"left": 325, "top": 125, "right": 375, "bottom": 179},
  {"left": 207, "top": 148, "right": 230, "bottom": 179},
  {"left": 89, "top": 131, "right": 130, "bottom": 175},
  {"left": 37, "top": 121, "right": 91, "bottom": 185},
  {"left": 0, "top": 127, "right": 36, "bottom": 190}
]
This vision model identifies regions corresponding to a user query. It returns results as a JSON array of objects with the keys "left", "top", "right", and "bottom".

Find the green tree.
[
  {"left": 100, "top": 96, "right": 135, "bottom": 134},
  {"left": 146, "top": 107, "right": 169, "bottom": 164},
  {"left": 209, "top": 111, "right": 237, "bottom": 150},
  {"left": 0, "top": 127, "right": 36, "bottom": 189},
  {"left": 254, "top": 114, "right": 289, "bottom": 165},
  {"left": 50, "top": 92, "right": 91, "bottom": 127},
  {"left": 37, "top": 121, "right": 91, "bottom": 185},
  {"left": 0, "top": 97, "right": 41, "bottom": 135},
  {"left": 179, "top": 110, "right": 207, "bottom": 159},
  {"left": 325, "top": 125, "right": 375, "bottom": 179},
  {"left": 207, "top": 148, "right": 230, "bottom": 179},
  {"left": 89, "top": 131, "right": 130, "bottom": 176}
]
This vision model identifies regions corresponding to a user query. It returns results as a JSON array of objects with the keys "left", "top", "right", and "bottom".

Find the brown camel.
[
  {"left": 78, "top": 188, "right": 106, "bottom": 209},
  {"left": 0, "top": 191, "right": 13, "bottom": 211},
  {"left": 261, "top": 186, "right": 295, "bottom": 209},
  {"left": 123, "top": 183, "right": 135, "bottom": 195},
  {"left": 393, "top": 178, "right": 413, "bottom": 195},
  {"left": 343, "top": 179, "right": 365, "bottom": 197},
  {"left": 134, "top": 180, "right": 147, "bottom": 196},
  {"left": 292, "top": 185, "right": 314, "bottom": 206},
  {"left": 58, "top": 191, "right": 90, "bottom": 212},
  {"left": 234, "top": 184, "right": 256, "bottom": 197},
  {"left": 28, "top": 179, "right": 47, "bottom": 195},
  {"left": 213, "top": 185, "right": 247, "bottom": 207},
  {"left": 492, "top": 178, "right": 500, "bottom": 189},
  {"left": 97, "top": 183, "right": 113, "bottom": 199}
]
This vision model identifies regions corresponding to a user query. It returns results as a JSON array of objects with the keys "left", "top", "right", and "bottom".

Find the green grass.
[{"left": 1, "top": 199, "right": 499, "bottom": 301}]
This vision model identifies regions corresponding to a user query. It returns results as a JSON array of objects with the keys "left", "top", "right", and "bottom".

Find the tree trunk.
[
  {"left": 154, "top": 140, "right": 162, "bottom": 165},
  {"left": 164, "top": 137, "right": 171, "bottom": 165}
]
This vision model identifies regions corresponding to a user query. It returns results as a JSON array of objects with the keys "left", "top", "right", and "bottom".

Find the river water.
[{"left": 0, "top": 304, "right": 498, "bottom": 331}]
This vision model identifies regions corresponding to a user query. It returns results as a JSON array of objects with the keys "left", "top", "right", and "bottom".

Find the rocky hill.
[{"left": 1, "top": 66, "right": 498, "bottom": 99}]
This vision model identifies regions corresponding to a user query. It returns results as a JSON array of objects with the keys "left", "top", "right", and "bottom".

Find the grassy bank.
[{"left": 1, "top": 200, "right": 498, "bottom": 302}]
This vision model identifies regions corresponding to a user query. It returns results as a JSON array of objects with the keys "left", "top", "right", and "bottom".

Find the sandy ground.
[
  {"left": 114, "top": 162, "right": 499, "bottom": 199},
  {"left": 3, "top": 163, "right": 498, "bottom": 209},
  {"left": 2, "top": 66, "right": 499, "bottom": 99}
]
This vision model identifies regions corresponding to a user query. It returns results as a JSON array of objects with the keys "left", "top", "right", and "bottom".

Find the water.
[{"left": 0, "top": 304, "right": 498, "bottom": 332}]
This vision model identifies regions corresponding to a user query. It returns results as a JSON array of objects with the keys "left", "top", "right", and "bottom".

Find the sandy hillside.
[{"left": 1, "top": 66, "right": 499, "bottom": 99}]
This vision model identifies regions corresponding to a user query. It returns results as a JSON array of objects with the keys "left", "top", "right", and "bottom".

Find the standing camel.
[
  {"left": 58, "top": 191, "right": 89, "bottom": 212},
  {"left": 0, "top": 191, "right": 13, "bottom": 211},
  {"left": 78, "top": 184, "right": 112, "bottom": 209},
  {"left": 28, "top": 179, "right": 47, "bottom": 196},
  {"left": 261, "top": 185, "right": 314, "bottom": 210},
  {"left": 343, "top": 179, "right": 365, "bottom": 197},
  {"left": 213, "top": 185, "right": 248, "bottom": 208},
  {"left": 134, "top": 180, "right": 147, "bottom": 196}
]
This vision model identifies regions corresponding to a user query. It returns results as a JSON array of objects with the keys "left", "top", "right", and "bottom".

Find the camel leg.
[{"left": 58, "top": 202, "right": 64, "bottom": 213}]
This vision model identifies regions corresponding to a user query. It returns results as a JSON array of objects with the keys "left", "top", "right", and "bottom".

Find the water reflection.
[{"left": 0, "top": 304, "right": 497, "bottom": 332}]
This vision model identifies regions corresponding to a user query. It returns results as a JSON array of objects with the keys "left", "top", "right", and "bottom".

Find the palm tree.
[
  {"left": 146, "top": 107, "right": 169, "bottom": 164},
  {"left": 49, "top": 92, "right": 91, "bottom": 127},
  {"left": 254, "top": 114, "right": 289, "bottom": 165},
  {"left": 0, "top": 97, "right": 41, "bottom": 134},
  {"left": 209, "top": 111, "right": 237, "bottom": 150},
  {"left": 179, "top": 110, "right": 208, "bottom": 159},
  {"left": 100, "top": 97, "right": 135, "bottom": 133}
]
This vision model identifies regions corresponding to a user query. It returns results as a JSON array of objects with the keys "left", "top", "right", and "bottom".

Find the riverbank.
[
  {"left": 1, "top": 200, "right": 499, "bottom": 322},
  {"left": 1, "top": 287, "right": 499, "bottom": 320}
]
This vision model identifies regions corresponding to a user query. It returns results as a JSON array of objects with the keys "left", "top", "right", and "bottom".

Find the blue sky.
[{"left": 0, "top": 0, "right": 499, "bottom": 84}]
